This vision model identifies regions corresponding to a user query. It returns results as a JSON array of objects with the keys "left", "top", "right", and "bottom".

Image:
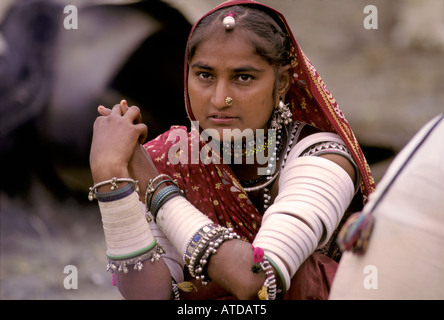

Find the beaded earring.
[{"left": 270, "top": 99, "right": 293, "bottom": 131}]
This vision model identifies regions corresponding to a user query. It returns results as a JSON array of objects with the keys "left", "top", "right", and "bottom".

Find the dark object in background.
[{"left": 0, "top": 0, "right": 191, "bottom": 200}]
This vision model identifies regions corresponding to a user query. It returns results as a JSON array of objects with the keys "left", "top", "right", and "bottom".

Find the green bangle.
[
  {"left": 106, "top": 240, "right": 157, "bottom": 260},
  {"left": 264, "top": 254, "right": 287, "bottom": 293}
]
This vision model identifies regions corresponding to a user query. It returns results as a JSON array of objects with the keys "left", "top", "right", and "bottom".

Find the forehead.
[{"left": 190, "top": 29, "right": 272, "bottom": 70}]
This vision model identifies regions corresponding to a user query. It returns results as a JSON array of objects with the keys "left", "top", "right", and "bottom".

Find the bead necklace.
[
  {"left": 263, "top": 122, "right": 300, "bottom": 211},
  {"left": 238, "top": 128, "right": 284, "bottom": 188},
  {"left": 242, "top": 122, "right": 301, "bottom": 213},
  {"left": 221, "top": 131, "right": 274, "bottom": 158},
  {"left": 241, "top": 128, "right": 284, "bottom": 192}
]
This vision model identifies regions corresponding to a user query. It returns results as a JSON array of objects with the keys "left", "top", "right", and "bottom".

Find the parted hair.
[{"left": 187, "top": 5, "right": 292, "bottom": 67}]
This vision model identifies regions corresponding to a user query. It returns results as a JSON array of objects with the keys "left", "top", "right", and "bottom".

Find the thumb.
[{"left": 97, "top": 105, "right": 112, "bottom": 116}]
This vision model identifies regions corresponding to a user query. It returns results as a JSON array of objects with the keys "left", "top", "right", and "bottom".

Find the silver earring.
[{"left": 270, "top": 99, "right": 292, "bottom": 130}]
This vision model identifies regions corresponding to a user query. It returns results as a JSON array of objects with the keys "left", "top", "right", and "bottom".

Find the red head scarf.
[{"left": 183, "top": 0, "right": 375, "bottom": 201}]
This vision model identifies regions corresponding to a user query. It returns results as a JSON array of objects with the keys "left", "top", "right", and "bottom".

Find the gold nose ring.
[{"left": 225, "top": 97, "right": 233, "bottom": 107}]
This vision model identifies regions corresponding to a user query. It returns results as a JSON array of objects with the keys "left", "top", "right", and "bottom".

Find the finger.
[
  {"left": 120, "top": 100, "right": 129, "bottom": 115},
  {"left": 124, "top": 105, "right": 143, "bottom": 124},
  {"left": 135, "top": 123, "right": 148, "bottom": 144},
  {"left": 97, "top": 105, "right": 112, "bottom": 116},
  {"left": 111, "top": 104, "right": 123, "bottom": 115}
]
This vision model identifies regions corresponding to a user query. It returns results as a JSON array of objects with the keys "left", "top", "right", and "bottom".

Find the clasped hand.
[{"left": 89, "top": 100, "right": 148, "bottom": 183}]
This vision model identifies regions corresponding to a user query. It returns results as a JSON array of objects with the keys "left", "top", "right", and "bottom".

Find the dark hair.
[{"left": 187, "top": 5, "right": 291, "bottom": 67}]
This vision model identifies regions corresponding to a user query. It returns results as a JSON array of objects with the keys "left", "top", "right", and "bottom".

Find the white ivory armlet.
[{"left": 253, "top": 154, "right": 354, "bottom": 290}]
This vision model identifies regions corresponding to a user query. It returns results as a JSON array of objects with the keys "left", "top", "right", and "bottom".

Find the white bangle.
[
  {"left": 156, "top": 195, "right": 213, "bottom": 255},
  {"left": 99, "top": 191, "right": 154, "bottom": 258},
  {"left": 254, "top": 155, "right": 354, "bottom": 291}
]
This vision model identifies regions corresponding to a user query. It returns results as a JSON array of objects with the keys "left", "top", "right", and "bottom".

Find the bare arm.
[{"left": 90, "top": 102, "right": 173, "bottom": 299}]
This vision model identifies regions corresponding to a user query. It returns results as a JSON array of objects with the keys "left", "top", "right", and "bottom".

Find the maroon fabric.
[{"left": 284, "top": 253, "right": 338, "bottom": 300}]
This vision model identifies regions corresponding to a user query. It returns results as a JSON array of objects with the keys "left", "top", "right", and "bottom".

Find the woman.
[{"left": 89, "top": 0, "right": 375, "bottom": 300}]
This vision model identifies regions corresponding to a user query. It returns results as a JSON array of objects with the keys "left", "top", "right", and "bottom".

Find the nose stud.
[{"left": 225, "top": 97, "right": 233, "bottom": 107}]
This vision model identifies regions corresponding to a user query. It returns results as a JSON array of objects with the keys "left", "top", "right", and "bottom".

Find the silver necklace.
[
  {"left": 243, "top": 128, "right": 284, "bottom": 193},
  {"left": 262, "top": 122, "right": 301, "bottom": 211}
]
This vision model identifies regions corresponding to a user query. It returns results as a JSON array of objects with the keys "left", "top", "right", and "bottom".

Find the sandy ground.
[
  {"left": 1, "top": 184, "right": 122, "bottom": 300},
  {"left": 1, "top": 0, "right": 443, "bottom": 300}
]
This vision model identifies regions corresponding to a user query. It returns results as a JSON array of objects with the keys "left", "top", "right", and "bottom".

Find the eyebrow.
[
  {"left": 190, "top": 62, "right": 264, "bottom": 73},
  {"left": 233, "top": 66, "right": 264, "bottom": 73},
  {"left": 190, "top": 62, "right": 213, "bottom": 70}
]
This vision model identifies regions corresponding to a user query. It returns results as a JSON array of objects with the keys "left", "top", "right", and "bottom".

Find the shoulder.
[
  {"left": 288, "top": 122, "right": 345, "bottom": 158},
  {"left": 284, "top": 122, "right": 359, "bottom": 190}
]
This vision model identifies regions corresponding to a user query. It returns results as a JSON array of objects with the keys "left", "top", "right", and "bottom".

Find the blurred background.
[{"left": 1, "top": 0, "right": 443, "bottom": 299}]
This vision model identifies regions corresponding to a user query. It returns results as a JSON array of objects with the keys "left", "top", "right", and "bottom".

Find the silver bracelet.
[
  {"left": 106, "top": 243, "right": 166, "bottom": 273},
  {"left": 184, "top": 224, "right": 240, "bottom": 285},
  {"left": 88, "top": 177, "right": 139, "bottom": 201}
]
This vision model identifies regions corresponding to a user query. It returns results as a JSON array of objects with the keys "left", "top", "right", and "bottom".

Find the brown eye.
[
  {"left": 237, "top": 74, "right": 254, "bottom": 82},
  {"left": 197, "top": 72, "right": 212, "bottom": 80}
]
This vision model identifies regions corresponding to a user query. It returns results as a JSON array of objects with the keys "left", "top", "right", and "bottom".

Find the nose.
[{"left": 210, "top": 79, "right": 231, "bottom": 109}]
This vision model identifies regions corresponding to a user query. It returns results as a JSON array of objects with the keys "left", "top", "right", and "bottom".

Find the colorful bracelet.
[
  {"left": 257, "top": 258, "right": 277, "bottom": 300},
  {"left": 147, "top": 179, "right": 172, "bottom": 208},
  {"left": 93, "top": 182, "right": 135, "bottom": 202},
  {"left": 184, "top": 224, "right": 240, "bottom": 285},
  {"left": 150, "top": 185, "right": 185, "bottom": 221},
  {"left": 144, "top": 174, "right": 178, "bottom": 212},
  {"left": 88, "top": 177, "right": 139, "bottom": 201},
  {"left": 252, "top": 245, "right": 278, "bottom": 300}
]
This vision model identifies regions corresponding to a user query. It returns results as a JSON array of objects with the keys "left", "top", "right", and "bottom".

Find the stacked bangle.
[
  {"left": 106, "top": 241, "right": 166, "bottom": 273},
  {"left": 150, "top": 185, "right": 185, "bottom": 220},
  {"left": 93, "top": 182, "right": 135, "bottom": 202},
  {"left": 184, "top": 223, "right": 240, "bottom": 285},
  {"left": 144, "top": 174, "right": 185, "bottom": 221},
  {"left": 145, "top": 174, "right": 174, "bottom": 210},
  {"left": 88, "top": 177, "right": 139, "bottom": 202}
]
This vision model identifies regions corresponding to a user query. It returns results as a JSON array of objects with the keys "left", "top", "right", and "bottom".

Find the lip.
[{"left": 208, "top": 113, "right": 239, "bottom": 124}]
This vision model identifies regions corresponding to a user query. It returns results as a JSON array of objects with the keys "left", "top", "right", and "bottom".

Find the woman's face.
[{"left": 188, "top": 29, "right": 286, "bottom": 141}]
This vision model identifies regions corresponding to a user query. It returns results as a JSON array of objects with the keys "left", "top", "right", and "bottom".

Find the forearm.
[
  {"left": 89, "top": 102, "right": 178, "bottom": 299},
  {"left": 93, "top": 186, "right": 174, "bottom": 300},
  {"left": 128, "top": 144, "right": 160, "bottom": 199},
  {"left": 115, "top": 258, "right": 173, "bottom": 300},
  {"left": 206, "top": 239, "right": 267, "bottom": 300},
  {"left": 157, "top": 196, "right": 279, "bottom": 300}
]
